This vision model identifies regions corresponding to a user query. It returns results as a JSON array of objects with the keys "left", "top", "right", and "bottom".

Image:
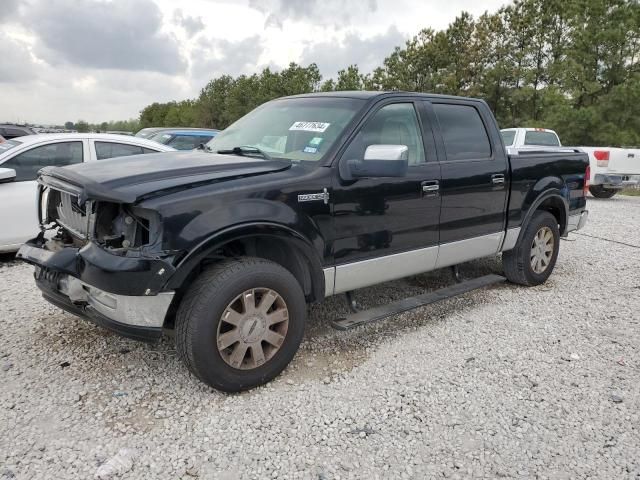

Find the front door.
[{"left": 330, "top": 101, "right": 441, "bottom": 293}]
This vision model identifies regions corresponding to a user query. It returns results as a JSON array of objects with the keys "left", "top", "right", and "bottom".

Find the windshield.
[
  {"left": 501, "top": 130, "right": 516, "bottom": 146},
  {"left": 149, "top": 132, "right": 173, "bottom": 144},
  {"left": 135, "top": 128, "right": 160, "bottom": 138},
  {"left": 205, "top": 97, "right": 365, "bottom": 163},
  {"left": 0, "top": 139, "right": 22, "bottom": 154}
]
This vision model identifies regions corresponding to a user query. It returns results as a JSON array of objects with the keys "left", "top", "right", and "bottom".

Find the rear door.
[
  {"left": 426, "top": 100, "right": 509, "bottom": 267},
  {"left": 0, "top": 140, "right": 86, "bottom": 248}
]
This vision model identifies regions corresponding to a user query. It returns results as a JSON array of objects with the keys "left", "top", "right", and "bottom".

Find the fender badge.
[{"left": 298, "top": 188, "right": 330, "bottom": 204}]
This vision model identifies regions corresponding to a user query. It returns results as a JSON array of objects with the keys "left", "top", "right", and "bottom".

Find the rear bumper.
[
  {"left": 566, "top": 210, "right": 589, "bottom": 234},
  {"left": 593, "top": 173, "right": 640, "bottom": 189},
  {"left": 17, "top": 238, "right": 175, "bottom": 341}
]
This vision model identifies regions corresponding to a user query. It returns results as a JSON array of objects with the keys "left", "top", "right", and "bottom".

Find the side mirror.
[
  {"left": 197, "top": 143, "right": 206, "bottom": 150},
  {"left": 0, "top": 168, "right": 16, "bottom": 184},
  {"left": 346, "top": 145, "right": 409, "bottom": 179}
]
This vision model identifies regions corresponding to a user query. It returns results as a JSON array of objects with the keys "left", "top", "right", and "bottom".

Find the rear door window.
[
  {"left": 433, "top": 104, "right": 492, "bottom": 161},
  {"left": 1, "top": 141, "right": 83, "bottom": 181},
  {"left": 95, "top": 142, "right": 145, "bottom": 160}
]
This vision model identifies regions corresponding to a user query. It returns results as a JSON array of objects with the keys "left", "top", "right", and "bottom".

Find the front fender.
[{"left": 164, "top": 222, "right": 326, "bottom": 299}]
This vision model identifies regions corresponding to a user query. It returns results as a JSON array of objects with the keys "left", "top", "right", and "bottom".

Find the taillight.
[
  {"left": 584, "top": 165, "right": 590, "bottom": 195},
  {"left": 594, "top": 150, "right": 609, "bottom": 167}
]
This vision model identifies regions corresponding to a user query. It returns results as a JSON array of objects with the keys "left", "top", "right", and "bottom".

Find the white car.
[{"left": 0, "top": 133, "right": 175, "bottom": 252}]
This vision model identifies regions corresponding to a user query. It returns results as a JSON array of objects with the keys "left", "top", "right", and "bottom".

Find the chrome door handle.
[
  {"left": 421, "top": 180, "right": 439, "bottom": 194},
  {"left": 491, "top": 174, "right": 505, "bottom": 185}
]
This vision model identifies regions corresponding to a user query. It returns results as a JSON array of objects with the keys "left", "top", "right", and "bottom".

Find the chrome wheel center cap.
[{"left": 240, "top": 315, "right": 266, "bottom": 343}]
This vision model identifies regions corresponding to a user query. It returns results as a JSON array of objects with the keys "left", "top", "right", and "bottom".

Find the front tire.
[
  {"left": 589, "top": 185, "right": 617, "bottom": 198},
  {"left": 175, "top": 257, "right": 307, "bottom": 392},
  {"left": 502, "top": 211, "right": 560, "bottom": 286}
]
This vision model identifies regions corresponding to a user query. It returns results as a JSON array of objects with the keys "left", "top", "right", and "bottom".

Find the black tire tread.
[
  {"left": 503, "top": 211, "right": 559, "bottom": 286},
  {"left": 589, "top": 185, "right": 617, "bottom": 198},
  {"left": 175, "top": 257, "right": 305, "bottom": 390}
]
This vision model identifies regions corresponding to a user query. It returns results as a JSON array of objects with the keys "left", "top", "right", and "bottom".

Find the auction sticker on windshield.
[{"left": 289, "top": 121, "right": 330, "bottom": 133}]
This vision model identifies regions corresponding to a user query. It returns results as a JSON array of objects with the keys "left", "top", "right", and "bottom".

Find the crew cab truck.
[{"left": 16, "top": 92, "right": 589, "bottom": 392}]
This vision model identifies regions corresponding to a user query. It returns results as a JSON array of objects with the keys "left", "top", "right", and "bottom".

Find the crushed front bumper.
[{"left": 17, "top": 237, "right": 175, "bottom": 341}]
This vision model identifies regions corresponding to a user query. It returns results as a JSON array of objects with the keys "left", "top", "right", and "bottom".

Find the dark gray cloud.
[
  {"left": 191, "top": 35, "right": 265, "bottom": 80},
  {"left": 29, "top": 0, "right": 186, "bottom": 74},
  {"left": 300, "top": 26, "right": 406, "bottom": 78},
  {"left": 0, "top": 33, "right": 39, "bottom": 83},
  {"left": 248, "top": 0, "right": 377, "bottom": 28},
  {"left": 173, "top": 8, "right": 205, "bottom": 37}
]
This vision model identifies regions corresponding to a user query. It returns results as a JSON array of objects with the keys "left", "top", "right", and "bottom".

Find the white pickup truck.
[{"left": 501, "top": 128, "right": 640, "bottom": 198}]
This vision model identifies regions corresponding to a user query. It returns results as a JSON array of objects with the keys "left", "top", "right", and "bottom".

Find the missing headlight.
[{"left": 95, "top": 204, "right": 158, "bottom": 251}]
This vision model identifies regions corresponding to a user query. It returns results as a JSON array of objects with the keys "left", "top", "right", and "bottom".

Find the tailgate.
[{"left": 608, "top": 148, "right": 640, "bottom": 175}]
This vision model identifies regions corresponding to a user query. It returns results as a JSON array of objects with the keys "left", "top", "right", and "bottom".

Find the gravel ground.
[{"left": 1, "top": 196, "right": 639, "bottom": 479}]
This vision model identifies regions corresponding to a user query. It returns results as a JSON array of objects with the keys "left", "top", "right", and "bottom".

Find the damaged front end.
[{"left": 17, "top": 176, "right": 177, "bottom": 341}]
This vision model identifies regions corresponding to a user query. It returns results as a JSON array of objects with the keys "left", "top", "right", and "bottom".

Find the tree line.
[{"left": 138, "top": 0, "right": 639, "bottom": 146}]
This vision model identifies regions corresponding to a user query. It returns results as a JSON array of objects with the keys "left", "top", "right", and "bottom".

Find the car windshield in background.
[
  {"left": 501, "top": 130, "right": 516, "bottom": 146},
  {"left": 0, "top": 139, "right": 22, "bottom": 153},
  {"left": 150, "top": 133, "right": 173, "bottom": 144},
  {"left": 205, "top": 97, "right": 365, "bottom": 163},
  {"left": 135, "top": 128, "right": 160, "bottom": 138},
  {"left": 524, "top": 131, "right": 560, "bottom": 146}
]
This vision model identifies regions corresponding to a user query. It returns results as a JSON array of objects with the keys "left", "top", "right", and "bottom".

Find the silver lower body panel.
[{"left": 58, "top": 275, "right": 174, "bottom": 328}]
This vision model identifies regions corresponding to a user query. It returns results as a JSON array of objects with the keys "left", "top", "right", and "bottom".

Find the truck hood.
[{"left": 38, "top": 151, "right": 292, "bottom": 204}]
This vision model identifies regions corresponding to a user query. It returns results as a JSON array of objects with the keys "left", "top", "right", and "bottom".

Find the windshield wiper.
[{"left": 216, "top": 146, "right": 272, "bottom": 160}]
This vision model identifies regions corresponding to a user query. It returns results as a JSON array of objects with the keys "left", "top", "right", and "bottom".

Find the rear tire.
[
  {"left": 589, "top": 185, "right": 617, "bottom": 198},
  {"left": 502, "top": 211, "right": 560, "bottom": 286},
  {"left": 175, "top": 257, "right": 307, "bottom": 392}
]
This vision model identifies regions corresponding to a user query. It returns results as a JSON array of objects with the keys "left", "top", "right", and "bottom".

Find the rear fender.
[{"left": 520, "top": 188, "right": 569, "bottom": 240}]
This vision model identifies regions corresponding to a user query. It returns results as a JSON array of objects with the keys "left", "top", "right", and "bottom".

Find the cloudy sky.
[{"left": 0, "top": 0, "right": 507, "bottom": 125}]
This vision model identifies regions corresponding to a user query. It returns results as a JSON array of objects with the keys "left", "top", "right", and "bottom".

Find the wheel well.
[
  {"left": 537, "top": 196, "right": 567, "bottom": 235},
  {"left": 163, "top": 235, "right": 320, "bottom": 329}
]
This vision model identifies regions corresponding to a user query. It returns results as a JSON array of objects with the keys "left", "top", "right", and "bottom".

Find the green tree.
[{"left": 75, "top": 120, "right": 89, "bottom": 133}]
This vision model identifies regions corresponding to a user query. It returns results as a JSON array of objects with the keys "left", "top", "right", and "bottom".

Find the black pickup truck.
[{"left": 17, "top": 92, "right": 589, "bottom": 391}]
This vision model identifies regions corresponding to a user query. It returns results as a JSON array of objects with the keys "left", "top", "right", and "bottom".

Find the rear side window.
[
  {"left": 95, "top": 142, "right": 146, "bottom": 160},
  {"left": 1, "top": 141, "right": 83, "bottom": 181},
  {"left": 433, "top": 104, "right": 492, "bottom": 161},
  {"left": 524, "top": 131, "right": 560, "bottom": 147},
  {"left": 501, "top": 130, "right": 516, "bottom": 146}
]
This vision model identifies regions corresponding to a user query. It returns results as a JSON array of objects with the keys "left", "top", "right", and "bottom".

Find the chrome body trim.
[
  {"left": 435, "top": 232, "right": 504, "bottom": 269},
  {"left": 500, "top": 227, "right": 521, "bottom": 252},
  {"left": 566, "top": 210, "right": 589, "bottom": 233},
  {"left": 329, "top": 232, "right": 510, "bottom": 295},
  {"left": 323, "top": 267, "right": 336, "bottom": 297},
  {"left": 333, "top": 245, "right": 439, "bottom": 295},
  {"left": 58, "top": 275, "right": 174, "bottom": 328}
]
